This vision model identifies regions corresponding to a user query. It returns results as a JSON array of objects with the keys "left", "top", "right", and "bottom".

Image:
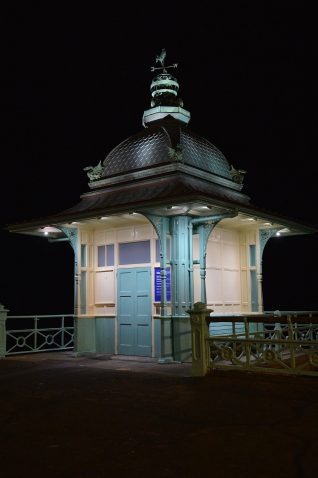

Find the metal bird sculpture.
[
  {"left": 156, "top": 48, "right": 166, "bottom": 67},
  {"left": 151, "top": 49, "right": 178, "bottom": 73}
]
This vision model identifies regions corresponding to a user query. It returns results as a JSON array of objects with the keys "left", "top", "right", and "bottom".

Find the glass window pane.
[
  {"left": 250, "top": 270, "right": 258, "bottom": 311},
  {"left": 107, "top": 244, "right": 115, "bottom": 266},
  {"left": 98, "top": 245, "right": 106, "bottom": 267},
  {"left": 80, "top": 271, "right": 86, "bottom": 314},
  {"left": 249, "top": 245, "right": 256, "bottom": 267},
  {"left": 119, "top": 241, "right": 150, "bottom": 265}
]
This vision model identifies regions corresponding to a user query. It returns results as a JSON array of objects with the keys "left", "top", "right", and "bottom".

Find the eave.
[{"left": 7, "top": 172, "right": 318, "bottom": 236}]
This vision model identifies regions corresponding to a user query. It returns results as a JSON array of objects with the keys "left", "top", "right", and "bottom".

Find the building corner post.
[
  {"left": 0, "top": 304, "right": 9, "bottom": 358},
  {"left": 187, "top": 302, "right": 213, "bottom": 376}
]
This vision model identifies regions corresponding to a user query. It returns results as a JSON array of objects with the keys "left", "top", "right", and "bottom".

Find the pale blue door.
[{"left": 117, "top": 268, "right": 152, "bottom": 356}]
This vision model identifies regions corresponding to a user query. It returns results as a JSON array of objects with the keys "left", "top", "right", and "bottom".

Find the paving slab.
[{"left": 0, "top": 352, "right": 317, "bottom": 478}]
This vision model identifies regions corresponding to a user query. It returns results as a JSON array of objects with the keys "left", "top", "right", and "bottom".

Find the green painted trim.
[
  {"left": 95, "top": 317, "right": 115, "bottom": 354},
  {"left": 59, "top": 226, "right": 79, "bottom": 316},
  {"left": 259, "top": 228, "right": 280, "bottom": 264},
  {"left": 75, "top": 317, "right": 96, "bottom": 353}
]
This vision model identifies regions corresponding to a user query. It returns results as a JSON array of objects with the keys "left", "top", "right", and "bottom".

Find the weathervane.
[{"left": 151, "top": 49, "right": 178, "bottom": 73}]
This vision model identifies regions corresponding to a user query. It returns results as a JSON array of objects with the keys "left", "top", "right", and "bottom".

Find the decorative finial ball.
[{"left": 150, "top": 73, "right": 179, "bottom": 98}]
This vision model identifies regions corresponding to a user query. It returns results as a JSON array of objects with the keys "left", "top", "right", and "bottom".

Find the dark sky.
[{"left": 1, "top": 2, "right": 317, "bottom": 314}]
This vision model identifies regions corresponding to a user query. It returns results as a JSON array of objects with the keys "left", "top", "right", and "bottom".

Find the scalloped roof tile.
[{"left": 102, "top": 118, "right": 232, "bottom": 180}]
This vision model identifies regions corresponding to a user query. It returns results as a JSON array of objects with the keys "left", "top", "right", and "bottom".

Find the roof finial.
[
  {"left": 151, "top": 49, "right": 178, "bottom": 73},
  {"left": 142, "top": 49, "right": 190, "bottom": 126}
]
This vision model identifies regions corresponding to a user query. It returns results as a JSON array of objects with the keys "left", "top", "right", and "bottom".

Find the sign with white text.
[{"left": 154, "top": 267, "right": 171, "bottom": 302}]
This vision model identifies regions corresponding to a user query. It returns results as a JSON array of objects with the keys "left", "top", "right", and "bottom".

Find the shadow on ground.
[{"left": 0, "top": 352, "right": 317, "bottom": 477}]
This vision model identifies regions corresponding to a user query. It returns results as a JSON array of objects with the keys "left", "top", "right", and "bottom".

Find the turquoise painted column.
[
  {"left": 144, "top": 214, "right": 173, "bottom": 362},
  {"left": 198, "top": 224, "right": 208, "bottom": 304},
  {"left": 171, "top": 216, "right": 191, "bottom": 316},
  {"left": 188, "top": 221, "right": 194, "bottom": 306},
  {"left": 59, "top": 226, "right": 96, "bottom": 355},
  {"left": 59, "top": 226, "right": 79, "bottom": 316},
  {"left": 158, "top": 218, "right": 169, "bottom": 317},
  {"left": 170, "top": 216, "right": 192, "bottom": 361}
]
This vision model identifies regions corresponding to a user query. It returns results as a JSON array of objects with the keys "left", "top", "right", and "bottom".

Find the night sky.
[{"left": 1, "top": 2, "right": 316, "bottom": 315}]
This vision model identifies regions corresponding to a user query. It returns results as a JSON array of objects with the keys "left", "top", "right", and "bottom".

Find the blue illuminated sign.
[{"left": 154, "top": 267, "right": 171, "bottom": 302}]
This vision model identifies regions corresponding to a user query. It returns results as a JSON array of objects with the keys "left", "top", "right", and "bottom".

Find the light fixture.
[
  {"left": 100, "top": 216, "right": 109, "bottom": 220},
  {"left": 276, "top": 228, "right": 290, "bottom": 235},
  {"left": 44, "top": 231, "right": 49, "bottom": 236}
]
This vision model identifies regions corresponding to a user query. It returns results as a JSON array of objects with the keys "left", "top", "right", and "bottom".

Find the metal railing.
[
  {"left": 208, "top": 313, "right": 318, "bottom": 377},
  {"left": 5, "top": 315, "right": 75, "bottom": 356},
  {"left": 188, "top": 304, "right": 318, "bottom": 377}
]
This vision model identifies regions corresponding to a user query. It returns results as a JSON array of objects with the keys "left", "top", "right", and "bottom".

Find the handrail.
[
  {"left": 209, "top": 312, "right": 318, "bottom": 324},
  {"left": 7, "top": 314, "right": 75, "bottom": 319},
  {"left": 188, "top": 303, "right": 318, "bottom": 377}
]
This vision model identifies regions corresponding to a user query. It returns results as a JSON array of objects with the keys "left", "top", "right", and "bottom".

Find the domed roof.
[{"left": 102, "top": 118, "right": 232, "bottom": 180}]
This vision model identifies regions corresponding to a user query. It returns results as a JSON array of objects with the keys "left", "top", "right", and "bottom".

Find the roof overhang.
[{"left": 7, "top": 172, "right": 317, "bottom": 237}]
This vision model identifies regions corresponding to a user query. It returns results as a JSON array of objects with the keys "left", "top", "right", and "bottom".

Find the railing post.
[
  {"left": 0, "top": 304, "right": 9, "bottom": 358},
  {"left": 244, "top": 317, "right": 251, "bottom": 368},
  {"left": 187, "top": 302, "right": 213, "bottom": 377},
  {"left": 34, "top": 317, "right": 38, "bottom": 351},
  {"left": 61, "top": 316, "right": 65, "bottom": 348},
  {"left": 287, "top": 315, "right": 296, "bottom": 371}
]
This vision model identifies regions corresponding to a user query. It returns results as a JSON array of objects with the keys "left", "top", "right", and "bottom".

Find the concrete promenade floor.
[{"left": 0, "top": 352, "right": 317, "bottom": 478}]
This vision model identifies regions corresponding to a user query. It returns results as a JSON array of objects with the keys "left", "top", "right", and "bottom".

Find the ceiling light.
[{"left": 277, "top": 228, "right": 290, "bottom": 235}]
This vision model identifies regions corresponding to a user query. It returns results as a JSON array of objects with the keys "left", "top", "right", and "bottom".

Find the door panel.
[
  {"left": 137, "top": 324, "right": 150, "bottom": 349},
  {"left": 117, "top": 268, "right": 151, "bottom": 356}
]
